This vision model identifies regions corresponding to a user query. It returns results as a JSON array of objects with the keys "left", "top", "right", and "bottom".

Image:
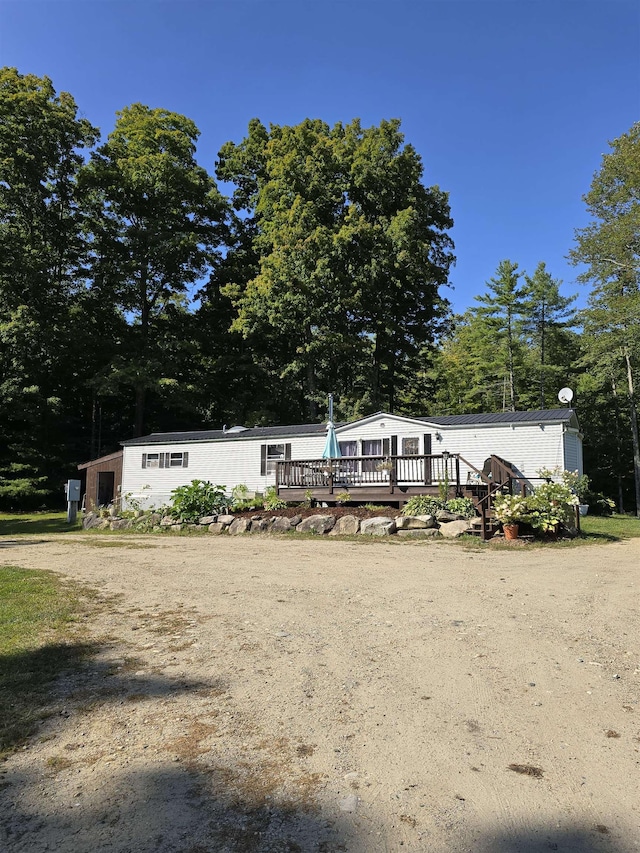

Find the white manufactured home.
[{"left": 114, "top": 408, "right": 583, "bottom": 510}]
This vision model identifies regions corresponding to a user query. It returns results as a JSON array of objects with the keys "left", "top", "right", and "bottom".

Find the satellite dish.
[{"left": 558, "top": 387, "right": 574, "bottom": 404}]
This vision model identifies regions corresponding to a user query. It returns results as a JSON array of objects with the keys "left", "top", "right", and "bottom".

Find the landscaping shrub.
[
  {"left": 583, "top": 488, "right": 615, "bottom": 515},
  {"left": 230, "top": 483, "right": 260, "bottom": 512},
  {"left": 444, "top": 497, "right": 476, "bottom": 518},
  {"left": 403, "top": 495, "right": 476, "bottom": 517},
  {"left": 526, "top": 480, "right": 578, "bottom": 533},
  {"left": 169, "top": 480, "right": 228, "bottom": 521},
  {"left": 402, "top": 495, "right": 444, "bottom": 516},
  {"left": 263, "top": 485, "right": 287, "bottom": 511}
]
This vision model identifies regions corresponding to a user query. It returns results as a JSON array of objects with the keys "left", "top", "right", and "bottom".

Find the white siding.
[
  {"left": 121, "top": 413, "right": 582, "bottom": 509},
  {"left": 121, "top": 433, "right": 328, "bottom": 509},
  {"left": 430, "top": 421, "right": 567, "bottom": 481},
  {"left": 336, "top": 414, "right": 433, "bottom": 452},
  {"left": 563, "top": 429, "right": 583, "bottom": 475},
  {"left": 336, "top": 414, "right": 569, "bottom": 481}
]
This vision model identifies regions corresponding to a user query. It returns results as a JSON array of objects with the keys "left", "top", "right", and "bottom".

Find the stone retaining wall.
[{"left": 82, "top": 509, "right": 476, "bottom": 539}]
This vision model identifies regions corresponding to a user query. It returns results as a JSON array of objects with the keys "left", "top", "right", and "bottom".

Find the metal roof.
[
  {"left": 121, "top": 408, "right": 576, "bottom": 447},
  {"left": 417, "top": 408, "right": 576, "bottom": 426},
  {"left": 121, "top": 422, "right": 332, "bottom": 446}
]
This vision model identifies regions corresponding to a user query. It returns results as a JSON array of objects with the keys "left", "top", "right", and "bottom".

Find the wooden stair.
[
  {"left": 463, "top": 484, "right": 500, "bottom": 539},
  {"left": 457, "top": 454, "right": 524, "bottom": 541}
]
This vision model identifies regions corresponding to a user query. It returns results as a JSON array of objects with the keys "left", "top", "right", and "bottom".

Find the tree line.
[{"left": 0, "top": 68, "right": 638, "bottom": 513}]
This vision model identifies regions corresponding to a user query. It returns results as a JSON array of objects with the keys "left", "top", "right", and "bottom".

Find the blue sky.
[{"left": 1, "top": 0, "right": 638, "bottom": 313}]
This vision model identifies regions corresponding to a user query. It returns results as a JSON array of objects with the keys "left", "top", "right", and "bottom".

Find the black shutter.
[
  {"left": 182, "top": 452, "right": 189, "bottom": 468},
  {"left": 284, "top": 443, "right": 291, "bottom": 460},
  {"left": 159, "top": 453, "right": 166, "bottom": 468},
  {"left": 391, "top": 435, "right": 398, "bottom": 456},
  {"left": 382, "top": 437, "right": 390, "bottom": 456},
  {"left": 142, "top": 453, "right": 147, "bottom": 469},
  {"left": 260, "top": 444, "right": 267, "bottom": 476},
  {"left": 424, "top": 434, "right": 432, "bottom": 484}
]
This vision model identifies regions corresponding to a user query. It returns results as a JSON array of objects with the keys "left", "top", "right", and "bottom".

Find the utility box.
[{"left": 66, "top": 479, "right": 82, "bottom": 502}]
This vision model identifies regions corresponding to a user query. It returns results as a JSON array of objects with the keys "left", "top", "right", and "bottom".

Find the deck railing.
[{"left": 276, "top": 454, "right": 460, "bottom": 491}]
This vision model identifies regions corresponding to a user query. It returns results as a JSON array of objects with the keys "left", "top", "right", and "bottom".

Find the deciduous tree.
[
  {"left": 81, "top": 104, "right": 227, "bottom": 435},
  {"left": 571, "top": 122, "right": 640, "bottom": 515},
  {"left": 213, "top": 117, "right": 454, "bottom": 421},
  {"left": 0, "top": 67, "right": 99, "bottom": 505}
]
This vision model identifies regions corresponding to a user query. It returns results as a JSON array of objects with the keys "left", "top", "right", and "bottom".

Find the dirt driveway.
[{"left": 1, "top": 534, "right": 639, "bottom": 852}]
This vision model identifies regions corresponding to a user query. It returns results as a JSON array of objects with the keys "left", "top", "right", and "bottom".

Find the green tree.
[
  {"left": 81, "top": 103, "right": 227, "bottom": 436},
  {"left": 474, "top": 260, "right": 525, "bottom": 412},
  {"left": 570, "top": 122, "right": 640, "bottom": 515},
  {"left": 213, "top": 117, "right": 454, "bottom": 421},
  {"left": 520, "top": 262, "right": 576, "bottom": 409},
  {"left": 428, "top": 311, "right": 509, "bottom": 414},
  {"left": 0, "top": 67, "right": 99, "bottom": 506}
]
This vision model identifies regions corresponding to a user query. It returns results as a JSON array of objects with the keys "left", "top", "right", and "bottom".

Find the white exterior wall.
[
  {"left": 563, "top": 429, "right": 583, "bottom": 475},
  {"left": 121, "top": 413, "right": 581, "bottom": 509},
  {"left": 121, "top": 433, "right": 328, "bottom": 509},
  {"left": 336, "top": 414, "right": 569, "bottom": 481},
  {"left": 431, "top": 422, "right": 567, "bottom": 480}
]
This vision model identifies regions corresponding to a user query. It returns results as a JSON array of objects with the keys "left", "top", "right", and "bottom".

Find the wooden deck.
[
  {"left": 276, "top": 453, "right": 466, "bottom": 507},
  {"left": 276, "top": 452, "right": 553, "bottom": 541}
]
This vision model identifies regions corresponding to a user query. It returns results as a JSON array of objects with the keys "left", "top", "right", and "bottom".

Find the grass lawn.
[
  {"left": 579, "top": 513, "right": 640, "bottom": 541},
  {"left": 0, "top": 511, "right": 80, "bottom": 536},
  {"left": 0, "top": 565, "right": 96, "bottom": 756}
]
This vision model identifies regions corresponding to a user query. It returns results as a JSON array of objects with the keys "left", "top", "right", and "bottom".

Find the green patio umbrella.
[{"left": 322, "top": 394, "right": 341, "bottom": 460}]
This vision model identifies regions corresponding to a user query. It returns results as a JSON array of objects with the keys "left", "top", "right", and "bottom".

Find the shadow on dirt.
[
  {"left": 0, "top": 640, "right": 210, "bottom": 755},
  {"left": 0, "top": 538, "right": 52, "bottom": 548},
  {"left": 0, "top": 633, "right": 354, "bottom": 852},
  {"left": 0, "top": 762, "right": 351, "bottom": 852},
  {"left": 477, "top": 824, "right": 631, "bottom": 852}
]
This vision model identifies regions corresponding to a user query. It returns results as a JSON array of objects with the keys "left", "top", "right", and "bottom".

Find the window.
[
  {"left": 338, "top": 440, "right": 357, "bottom": 457},
  {"left": 142, "top": 451, "right": 189, "bottom": 469},
  {"left": 338, "top": 440, "right": 358, "bottom": 474},
  {"left": 362, "top": 439, "right": 382, "bottom": 456},
  {"left": 260, "top": 443, "right": 291, "bottom": 476},
  {"left": 362, "top": 439, "right": 382, "bottom": 473},
  {"left": 402, "top": 437, "right": 419, "bottom": 455}
]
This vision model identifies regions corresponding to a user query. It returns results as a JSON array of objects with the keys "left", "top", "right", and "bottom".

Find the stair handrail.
[
  {"left": 456, "top": 455, "right": 492, "bottom": 486},
  {"left": 461, "top": 454, "right": 517, "bottom": 541}
]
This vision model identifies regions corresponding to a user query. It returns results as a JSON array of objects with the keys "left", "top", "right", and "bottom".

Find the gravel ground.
[{"left": 1, "top": 533, "right": 639, "bottom": 853}]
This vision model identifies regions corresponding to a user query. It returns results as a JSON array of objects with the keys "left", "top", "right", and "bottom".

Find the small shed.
[{"left": 78, "top": 450, "right": 123, "bottom": 509}]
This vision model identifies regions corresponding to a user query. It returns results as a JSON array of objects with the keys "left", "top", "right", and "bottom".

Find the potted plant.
[{"left": 492, "top": 494, "right": 529, "bottom": 540}]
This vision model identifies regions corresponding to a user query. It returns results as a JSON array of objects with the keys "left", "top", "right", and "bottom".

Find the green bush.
[
  {"left": 525, "top": 481, "right": 578, "bottom": 533},
  {"left": 402, "top": 495, "right": 444, "bottom": 517},
  {"left": 169, "top": 480, "right": 228, "bottom": 522},
  {"left": 230, "top": 483, "right": 260, "bottom": 512},
  {"left": 583, "top": 488, "right": 615, "bottom": 515},
  {"left": 263, "top": 485, "right": 287, "bottom": 511},
  {"left": 445, "top": 497, "right": 476, "bottom": 518}
]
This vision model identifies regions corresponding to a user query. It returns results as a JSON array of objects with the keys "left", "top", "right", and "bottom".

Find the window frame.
[
  {"left": 402, "top": 436, "right": 420, "bottom": 456},
  {"left": 260, "top": 442, "right": 291, "bottom": 476},
  {"left": 142, "top": 451, "right": 189, "bottom": 469}
]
